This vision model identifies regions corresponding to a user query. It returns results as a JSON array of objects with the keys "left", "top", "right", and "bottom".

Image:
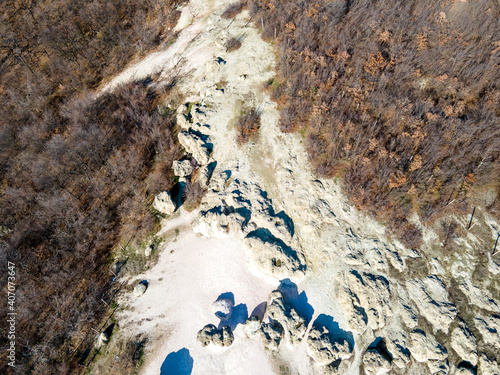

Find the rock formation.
[
  {"left": 197, "top": 324, "right": 234, "bottom": 347},
  {"left": 153, "top": 191, "right": 176, "bottom": 215},
  {"left": 336, "top": 270, "right": 391, "bottom": 333},
  {"left": 407, "top": 275, "right": 457, "bottom": 333},
  {"left": 212, "top": 298, "right": 234, "bottom": 320},
  {"left": 267, "top": 290, "right": 308, "bottom": 347},
  {"left": 362, "top": 349, "right": 391, "bottom": 375},
  {"left": 258, "top": 322, "right": 283, "bottom": 351},
  {"left": 306, "top": 324, "right": 352, "bottom": 366},
  {"left": 450, "top": 322, "right": 478, "bottom": 366}
]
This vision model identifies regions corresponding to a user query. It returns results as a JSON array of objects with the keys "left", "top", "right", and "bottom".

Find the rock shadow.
[
  {"left": 160, "top": 348, "right": 193, "bottom": 375},
  {"left": 277, "top": 278, "right": 314, "bottom": 322},
  {"left": 313, "top": 314, "right": 354, "bottom": 350},
  {"left": 250, "top": 301, "right": 267, "bottom": 320},
  {"left": 367, "top": 337, "right": 393, "bottom": 362}
]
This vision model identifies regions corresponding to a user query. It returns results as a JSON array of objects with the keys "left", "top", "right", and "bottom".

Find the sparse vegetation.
[
  {"left": 225, "top": 36, "right": 243, "bottom": 52},
  {"left": 249, "top": 0, "right": 500, "bottom": 246}
]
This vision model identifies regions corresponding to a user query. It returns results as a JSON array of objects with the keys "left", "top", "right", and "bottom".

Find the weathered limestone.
[
  {"left": 178, "top": 130, "right": 211, "bottom": 165},
  {"left": 306, "top": 324, "right": 352, "bottom": 366},
  {"left": 267, "top": 290, "right": 308, "bottom": 347},
  {"left": 362, "top": 349, "right": 391, "bottom": 375},
  {"left": 133, "top": 281, "right": 148, "bottom": 297},
  {"left": 212, "top": 298, "right": 234, "bottom": 320},
  {"left": 450, "top": 322, "right": 478, "bottom": 366},
  {"left": 259, "top": 322, "right": 283, "bottom": 351},
  {"left": 173, "top": 159, "right": 193, "bottom": 177},
  {"left": 153, "top": 191, "right": 176, "bottom": 215},
  {"left": 407, "top": 276, "right": 456, "bottom": 333},
  {"left": 336, "top": 270, "right": 391, "bottom": 333}
]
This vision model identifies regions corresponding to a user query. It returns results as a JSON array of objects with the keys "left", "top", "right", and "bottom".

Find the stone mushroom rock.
[
  {"left": 306, "top": 324, "right": 352, "bottom": 366},
  {"left": 197, "top": 324, "right": 234, "bottom": 347},
  {"left": 406, "top": 275, "right": 457, "bottom": 333},
  {"left": 479, "top": 354, "right": 500, "bottom": 375},
  {"left": 178, "top": 130, "right": 211, "bottom": 165},
  {"left": 133, "top": 280, "right": 148, "bottom": 297},
  {"left": 474, "top": 314, "right": 500, "bottom": 352},
  {"left": 244, "top": 316, "right": 262, "bottom": 337},
  {"left": 153, "top": 191, "right": 176, "bottom": 215},
  {"left": 172, "top": 159, "right": 193, "bottom": 177},
  {"left": 212, "top": 298, "right": 234, "bottom": 320},
  {"left": 335, "top": 270, "right": 391, "bottom": 333},
  {"left": 212, "top": 325, "right": 234, "bottom": 347},
  {"left": 197, "top": 324, "right": 219, "bottom": 347},
  {"left": 450, "top": 322, "right": 478, "bottom": 366},
  {"left": 267, "top": 290, "right": 308, "bottom": 347},
  {"left": 362, "top": 349, "right": 391, "bottom": 375},
  {"left": 259, "top": 322, "right": 283, "bottom": 351}
]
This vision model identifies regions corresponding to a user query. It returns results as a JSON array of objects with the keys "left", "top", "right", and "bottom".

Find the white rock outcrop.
[
  {"left": 336, "top": 270, "right": 391, "bottom": 333},
  {"left": 258, "top": 322, "right": 283, "bottom": 351},
  {"left": 362, "top": 349, "right": 391, "bottom": 375},
  {"left": 243, "top": 316, "right": 262, "bottom": 337},
  {"left": 479, "top": 354, "right": 500, "bottom": 375},
  {"left": 306, "top": 324, "right": 352, "bottom": 366},
  {"left": 474, "top": 314, "right": 500, "bottom": 352},
  {"left": 178, "top": 130, "right": 211, "bottom": 165},
  {"left": 173, "top": 159, "right": 193, "bottom": 177},
  {"left": 409, "top": 329, "right": 448, "bottom": 374},
  {"left": 407, "top": 275, "right": 456, "bottom": 333},
  {"left": 267, "top": 290, "right": 308, "bottom": 347},
  {"left": 450, "top": 322, "right": 477, "bottom": 365},
  {"left": 153, "top": 191, "right": 176, "bottom": 215}
]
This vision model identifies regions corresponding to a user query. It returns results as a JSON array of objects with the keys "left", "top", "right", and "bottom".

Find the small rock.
[
  {"left": 178, "top": 130, "right": 211, "bottom": 165},
  {"left": 212, "top": 298, "right": 234, "bottom": 320},
  {"left": 144, "top": 244, "right": 154, "bottom": 257},
  {"left": 362, "top": 349, "right": 391, "bottom": 375},
  {"left": 450, "top": 322, "right": 478, "bottom": 365},
  {"left": 259, "top": 322, "right": 283, "bottom": 351},
  {"left": 153, "top": 191, "right": 176, "bottom": 215},
  {"left": 244, "top": 316, "right": 262, "bottom": 337},
  {"left": 173, "top": 160, "right": 193, "bottom": 177},
  {"left": 96, "top": 331, "right": 109, "bottom": 348},
  {"left": 197, "top": 324, "right": 234, "bottom": 347},
  {"left": 133, "top": 281, "right": 148, "bottom": 297}
]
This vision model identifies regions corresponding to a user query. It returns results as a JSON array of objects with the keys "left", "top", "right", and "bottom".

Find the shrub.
[
  {"left": 225, "top": 37, "right": 243, "bottom": 52},
  {"left": 221, "top": 1, "right": 247, "bottom": 19},
  {"left": 235, "top": 108, "right": 261, "bottom": 145}
]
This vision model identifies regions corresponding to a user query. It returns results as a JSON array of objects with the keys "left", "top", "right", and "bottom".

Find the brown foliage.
[
  {"left": 221, "top": 1, "right": 248, "bottom": 19},
  {"left": 225, "top": 37, "right": 243, "bottom": 52},
  {"left": 235, "top": 108, "right": 261, "bottom": 145},
  {"left": 249, "top": 0, "right": 500, "bottom": 243}
]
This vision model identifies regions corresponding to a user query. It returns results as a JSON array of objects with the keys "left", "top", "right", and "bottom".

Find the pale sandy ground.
[{"left": 106, "top": 0, "right": 500, "bottom": 374}]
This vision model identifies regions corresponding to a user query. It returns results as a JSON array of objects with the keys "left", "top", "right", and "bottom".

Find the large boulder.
[
  {"left": 172, "top": 159, "right": 193, "bottom": 177},
  {"left": 267, "top": 290, "right": 308, "bottom": 347},
  {"left": 409, "top": 329, "right": 448, "bottom": 374},
  {"left": 153, "top": 191, "right": 176, "bottom": 215},
  {"left": 450, "top": 322, "right": 478, "bottom": 366},
  {"left": 306, "top": 324, "right": 352, "bottom": 366},
  {"left": 178, "top": 131, "right": 211, "bottom": 165},
  {"left": 212, "top": 298, "right": 234, "bottom": 320},
  {"left": 479, "top": 354, "right": 500, "bottom": 375},
  {"left": 406, "top": 276, "right": 456, "bottom": 333}
]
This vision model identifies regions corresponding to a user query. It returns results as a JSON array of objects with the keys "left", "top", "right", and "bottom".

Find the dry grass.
[{"left": 235, "top": 108, "right": 261, "bottom": 145}]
